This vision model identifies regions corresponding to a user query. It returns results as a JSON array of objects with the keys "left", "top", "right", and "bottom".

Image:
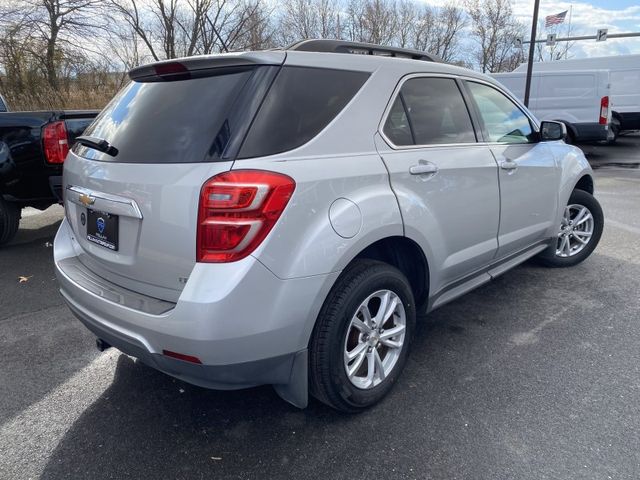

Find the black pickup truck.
[{"left": 0, "top": 110, "right": 98, "bottom": 244}]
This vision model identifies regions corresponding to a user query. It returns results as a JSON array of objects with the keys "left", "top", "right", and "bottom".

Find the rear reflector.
[
  {"left": 599, "top": 96, "right": 609, "bottom": 125},
  {"left": 43, "top": 121, "right": 69, "bottom": 164},
  {"left": 197, "top": 170, "right": 295, "bottom": 263},
  {"left": 162, "top": 350, "right": 202, "bottom": 364}
]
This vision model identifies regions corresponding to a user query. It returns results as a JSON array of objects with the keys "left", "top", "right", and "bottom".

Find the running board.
[{"left": 428, "top": 240, "right": 551, "bottom": 311}]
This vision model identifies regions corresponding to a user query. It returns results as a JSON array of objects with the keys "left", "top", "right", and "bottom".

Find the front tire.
[
  {"left": 537, "top": 189, "right": 603, "bottom": 267},
  {"left": 0, "top": 198, "right": 20, "bottom": 245},
  {"left": 309, "top": 259, "right": 416, "bottom": 412}
]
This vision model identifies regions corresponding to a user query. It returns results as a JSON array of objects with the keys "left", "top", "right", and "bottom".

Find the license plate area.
[{"left": 86, "top": 209, "right": 119, "bottom": 251}]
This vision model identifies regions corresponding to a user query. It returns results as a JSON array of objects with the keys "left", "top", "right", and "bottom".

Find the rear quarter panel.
[
  {"left": 242, "top": 152, "right": 403, "bottom": 279},
  {"left": 235, "top": 56, "right": 408, "bottom": 280}
]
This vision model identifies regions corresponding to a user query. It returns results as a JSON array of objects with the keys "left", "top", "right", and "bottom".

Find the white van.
[
  {"left": 491, "top": 69, "right": 612, "bottom": 143},
  {"left": 514, "top": 54, "right": 640, "bottom": 135}
]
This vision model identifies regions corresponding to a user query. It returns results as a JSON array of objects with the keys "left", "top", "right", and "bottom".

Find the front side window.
[
  {"left": 383, "top": 77, "right": 476, "bottom": 146},
  {"left": 467, "top": 82, "right": 535, "bottom": 144}
]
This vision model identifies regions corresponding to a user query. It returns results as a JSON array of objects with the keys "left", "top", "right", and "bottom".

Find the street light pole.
[{"left": 523, "top": 0, "right": 541, "bottom": 108}]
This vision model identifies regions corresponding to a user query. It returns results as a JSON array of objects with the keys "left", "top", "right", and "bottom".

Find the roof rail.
[{"left": 287, "top": 39, "right": 442, "bottom": 63}]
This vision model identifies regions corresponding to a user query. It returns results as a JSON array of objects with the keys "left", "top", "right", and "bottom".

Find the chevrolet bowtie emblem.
[{"left": 79, "top": 193, "right": 95, "bottom": 206}]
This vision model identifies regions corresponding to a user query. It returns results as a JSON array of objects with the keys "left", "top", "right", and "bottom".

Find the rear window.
[
  {"left": 73, "top": 68, "right": 255, "bottom": 163},
  {"left": 237, "top": 67, "right": 369, "bottom": 159}
]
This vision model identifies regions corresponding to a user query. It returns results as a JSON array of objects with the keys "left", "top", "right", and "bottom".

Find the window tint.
[
  {"left": 467, "top": 82, "right": 535, "bottom": 144},
  {"left": 238, "top": 67, "right": 369, "bottom": 158},
  {"left": 383, "top": 96, "right": 413, "bottom": 146},
  {"left": 0, "top": 96, "right": 6, "bottom": 112},
  {"left": 73, "top": 68, "right": 255, "bottom": 163},
  {"left": 384, "top": 77, "right": 476, "bottom": 146}
]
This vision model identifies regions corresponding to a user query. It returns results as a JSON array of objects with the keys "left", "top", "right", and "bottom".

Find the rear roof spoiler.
[
  {"left": 129, "top": 51, "right": 286, "bottom": 82},
  {"left": 287, "top": 39, "right": 442, "bottom": 63}
]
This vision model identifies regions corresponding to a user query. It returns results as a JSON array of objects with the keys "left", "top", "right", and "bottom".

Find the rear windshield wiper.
[{"left": 75, "top": 136, "right": 119, "bottom": 157}]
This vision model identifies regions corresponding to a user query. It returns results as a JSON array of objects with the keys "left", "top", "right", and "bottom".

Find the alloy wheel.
[
  {"left": 343, "top": 290, "right": 406, "bottom": 389},
  {"left": 556, "top": 204, "right": 595, "bottom": 257}
]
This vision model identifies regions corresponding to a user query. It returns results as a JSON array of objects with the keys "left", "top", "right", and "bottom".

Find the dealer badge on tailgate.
[{"left": 86, "top": 209, "right": 119, "bottom": 251}]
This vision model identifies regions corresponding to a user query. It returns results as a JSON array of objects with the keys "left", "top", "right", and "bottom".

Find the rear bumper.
[
  {"left": 571, "top": 122, "right": 609, "bottom": 142},
  {"left": 617, "top": 112, "right": 640, "bottom": 131},
  {"left": 54, "top": 219, "right": 338, "bottom": 405},
  {"left": 63, "top": 292, "right": 303, "bottom": 390}
]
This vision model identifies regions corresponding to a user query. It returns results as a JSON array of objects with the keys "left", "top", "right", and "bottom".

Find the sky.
[{"left": 510, "top": 0, "right": 640, "bottom": 58}]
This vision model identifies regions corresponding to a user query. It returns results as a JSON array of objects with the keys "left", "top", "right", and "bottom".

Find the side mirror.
[{"left": 540, "top": 121, "right": 566, "bottom": 141}]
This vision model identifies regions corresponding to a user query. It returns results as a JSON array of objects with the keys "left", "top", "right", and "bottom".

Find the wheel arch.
[
  {"left": 347, "top": 235, "right": 430, "bottom": 310},
  {"left": 573, "top": 174, "right": 594, "bottom": 195}
]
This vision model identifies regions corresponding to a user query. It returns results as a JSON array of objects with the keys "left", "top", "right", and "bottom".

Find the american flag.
[{"left": 545, "top": 10, "right": 568, "bottom": 28}]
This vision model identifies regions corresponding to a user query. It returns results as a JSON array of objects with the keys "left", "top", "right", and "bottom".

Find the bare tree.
[
  {"left": 465, "top": 0, "right": 525, "bottom": 72},
  {"left": 1, "top": 0, "right": 106, "bottom": 88},
  {"left": 394, "top": 0, "right": 416, "bottom": 48},
  {"left": 277, "top": 0, "right": 339, "bottom": 46},
  {"left": 227, "top": 1, "right": 275, "bottom": 50},
  {"left": 0, "top": 0, "right": 483, "bottom": 111},
  {"left": 109, "top": 0, "right": 273, "bottom": 59},
  {"left": 412, "top": 3, "right": 466, "bottom": 62},
  {"left": 346, "top": 0, "right": 396, "bottom": 45}
]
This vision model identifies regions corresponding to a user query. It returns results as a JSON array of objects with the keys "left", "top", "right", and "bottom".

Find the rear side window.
[
  {"left": 0, "top": 96, "right": 7, "bottom": 112},
  {"left": 384, "top": 96, "right": 413, "bottom": 146},
  {"left": 238, "top": 67, "right": 369, "bottom": 159},
  {"left": 384, "top": 77, "right": 476, "bottom": 146},
  {"left": 73, "top": 68, "right": 255, "bottom": 163}
]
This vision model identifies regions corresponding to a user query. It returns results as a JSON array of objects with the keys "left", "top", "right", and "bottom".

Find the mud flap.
[{"left": 273, "top": 349, "right": 308, "bottom": 408}]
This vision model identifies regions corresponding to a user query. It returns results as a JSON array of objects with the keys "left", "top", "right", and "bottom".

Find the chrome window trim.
[{"left": 377, "top": 72, "right": 540, "bottom": 151}]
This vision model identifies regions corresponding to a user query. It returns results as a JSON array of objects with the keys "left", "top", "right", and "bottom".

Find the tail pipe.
[{"left": 96, "top": 338, "right": 111, "bottom": 352}]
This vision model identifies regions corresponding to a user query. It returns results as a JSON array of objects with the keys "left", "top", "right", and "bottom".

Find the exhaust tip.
[{"left": 96, "top": 338, "right": 111, "bottom": 352}]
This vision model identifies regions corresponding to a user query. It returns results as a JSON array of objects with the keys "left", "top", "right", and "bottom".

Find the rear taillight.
[
  {"left": 197, "top": 170, "right": 295, "bottom": 263},
  {"left": 599, "top": 96, "right": 609, "bottom": 125},
  {"left": 43, "top": 121, "right": 69, "bottom": 164}
]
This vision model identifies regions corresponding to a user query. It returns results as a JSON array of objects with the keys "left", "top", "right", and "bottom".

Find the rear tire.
[
  {"left": 606, "top": 118, "right": 621, "bottom": 145},
  {"left": 0, "top": 198, "right": 20, "bottom": 245},
  {"left": 309, "top": 259, "right": 416, "bottom": 412},
  {"left": 537, "top": 189, "right": 603, "bottom": 268}
]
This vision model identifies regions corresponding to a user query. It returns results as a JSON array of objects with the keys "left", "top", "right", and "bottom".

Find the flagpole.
[
  {"left": 566, "top": 5, "right": 573, "bottom": 59},
  {"left": 524, "top": 0, "right": 541, "bottom": 108}
]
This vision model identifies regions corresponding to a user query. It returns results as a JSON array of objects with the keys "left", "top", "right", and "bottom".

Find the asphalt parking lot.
[{"left": 1, "top": 135, "right": 639, "bottom": 480}]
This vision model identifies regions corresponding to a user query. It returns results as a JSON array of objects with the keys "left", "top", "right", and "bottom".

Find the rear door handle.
[
  {"left": 500, "top": 160, "right": 518, "bottom": 171},
  {"left": 409, "top": 161, "right": 438, "bottom": 176}
]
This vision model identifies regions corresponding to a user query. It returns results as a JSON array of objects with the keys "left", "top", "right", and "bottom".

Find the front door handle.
[
  {"left": 500, "top": 160, "right": 518, "bottom": 171},
  {"left": 409, "top": 161, "right": 438, "bottom": 176}
]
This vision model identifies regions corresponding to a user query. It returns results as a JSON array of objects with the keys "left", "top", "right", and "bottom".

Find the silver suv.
[{"left": 54, "top": 40, "right": 604, "bottom": 412}]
